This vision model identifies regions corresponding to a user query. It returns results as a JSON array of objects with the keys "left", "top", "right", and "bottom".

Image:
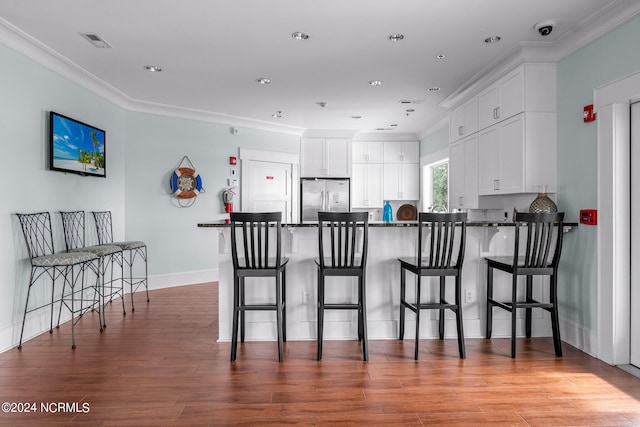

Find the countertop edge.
[{"left": 198, "top": 221, "right": 579, "bottom": 228}]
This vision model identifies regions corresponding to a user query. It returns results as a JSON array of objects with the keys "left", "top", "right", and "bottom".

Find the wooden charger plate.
[{"left": 396, "top": 204, "right": 417, "bottom": 221}]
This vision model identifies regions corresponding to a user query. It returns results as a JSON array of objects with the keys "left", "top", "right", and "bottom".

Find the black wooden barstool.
[
  {"left": 398, "top": 212, "right": 467, "bottom": 359},
  {"left": 229, "top": 212, "right": 288, "bottom": 362},
  {"left": 316, "top": 211, "right": 369, "bottom": 361},
  {"left": 485, "top": 212, "right": 565, "bottom": 358}
]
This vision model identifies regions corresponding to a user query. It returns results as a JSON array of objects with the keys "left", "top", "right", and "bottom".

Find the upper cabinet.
[
  {"left": 449, "top": 96, "right": 478, "bottom": 143},
  {"left": 477, "top": 63, "right": 556, "bottom": 131},
  {"left": 301, "top": 138, "right": 351, "bottom": 177},
  {"left": 478, "top": 112, "right": 557, "bottom": 195},
  {"left": 449, "top": 133, "right": 479, "bottom": 209},
  {"left": 352, "top": 140, "right": 384, "bottom": 163},
  {"left": 383, "top": 141, "right": 419, "bottom": 163}
]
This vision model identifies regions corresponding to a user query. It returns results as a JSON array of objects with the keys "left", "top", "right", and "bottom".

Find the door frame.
[
  {"left": 595, "top": 70, "right": 640, "bottom": 365},
  {"left": 239, "top": 148, "right": 300, "bottom": 223}
]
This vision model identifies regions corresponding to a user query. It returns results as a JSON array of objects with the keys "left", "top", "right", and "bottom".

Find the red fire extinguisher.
[{"left": 222, "top": 188, "right": 235, "bottom": 223}]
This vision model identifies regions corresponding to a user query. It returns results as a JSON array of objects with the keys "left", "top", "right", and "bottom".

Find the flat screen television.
[{"left": 49, "top": 111, "right": 106, "bottom": 177}]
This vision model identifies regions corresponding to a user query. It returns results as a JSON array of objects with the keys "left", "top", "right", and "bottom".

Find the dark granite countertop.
[{"left": 198, "top": 220, "right": 578, "bottom": 228}]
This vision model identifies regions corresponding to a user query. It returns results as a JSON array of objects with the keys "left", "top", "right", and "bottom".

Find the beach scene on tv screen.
[{"left": 52, "top": 114, "right": 105, "bottom": 176}]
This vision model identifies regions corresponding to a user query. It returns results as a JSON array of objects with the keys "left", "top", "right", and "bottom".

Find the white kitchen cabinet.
[
  {"left": 449, "top": 96, "right": 478, "bottom": 143},
  {"left": 352, "top": 140, "right": 384, "bottom": 163},
  {"left": 383, "top": 163, "right": 419, "bottom": 201},
  {"left": 351, "top": 163, "right": 383, "bottom": 208},
  {"left": 478, "top": 112, "right": 556, "bottom": 195},
  {"left": 478, "top": 63, "right": 556, "bottom": 131},
  {"left": 383, "top": 141, "right": 419, "bottom": 163},
  {"left": 301, "top": 138, "right": 351, "bottom": 177},
  {"left": 449, "top": 134, "right": 479, "bottom": 209}
]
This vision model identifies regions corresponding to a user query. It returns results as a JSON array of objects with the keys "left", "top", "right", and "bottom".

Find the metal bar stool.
[
  {"left": 398, "top": 212, "right": 467, "bottom": 359},
  {"left": 92, "top": 211, "right": 149, "bottom": 311},
  {"left": 485, "top": 212, "right": 565, "bottom": 358},
  {"left": 316, "top": 211, "right": 369, "bottom": 361},
  {"left": 60, "top": 211, "right": 124, "bottom": 330},
  {"left": 229, "top": 212, "right": 288, "bottom": 362},
  {"left": 16, "top": 212, "right": 100, "bottom": 349}
]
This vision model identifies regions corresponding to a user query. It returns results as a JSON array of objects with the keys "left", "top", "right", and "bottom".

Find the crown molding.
[
  {"left": 438, "top": 0, "right": 640, "bottom": 113},
  {"left": 0, "top": 17, "right": 306, "bottom": 137},
  {"left": 352, "top": 132, "right": 419, "bottom": 142}
]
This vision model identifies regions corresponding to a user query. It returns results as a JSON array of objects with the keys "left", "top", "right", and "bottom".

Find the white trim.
[
  {"left": 239, "top": 148, "right": 300, "bottom": 223},
  {"left": 239, "top": 148, "right": 299, "bottom": 164},
  {"left": 595, "top": 73, "right": 637, "bottom": 365}
]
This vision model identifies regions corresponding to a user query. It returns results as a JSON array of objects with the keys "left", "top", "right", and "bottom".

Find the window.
[{"left": 422, "top": 159, "right": 449, "bottom": 211}]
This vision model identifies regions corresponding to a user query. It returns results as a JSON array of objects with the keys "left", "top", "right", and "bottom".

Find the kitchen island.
[{"left": 198, "top": 220, "right": 576, "bottom": 343}]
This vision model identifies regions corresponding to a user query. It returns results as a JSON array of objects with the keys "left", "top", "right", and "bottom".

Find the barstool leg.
[
  {"left": 282, "top": 269, "right": 287, "bottom": 343},
  {"left": 317, "top": 267, "right": 324, "bottom": 361},
  {"left": 525, "top": 275, "right": 533, "bottom": 338},
  {"left": 550, "top": 274, "right": 562, "bottom": 357},
  {"left": 230, "top": 276, "right": 240, "bottom": 362},
  {"left": 414, "top": 275, "right": 421, "bottom": 360},
  {"left": 240, "top": 277, "right": 245, "bottom": 343},
  {"left": 399, "top": 267, "right": 406, "bottom": 340},
  {"left": 275, "top": 274, "right": 284, "bottom": 362},
  {"left": 438, "top": 276, "right": 445, "bottom": 340},
  {"left": 511, "top": 275, "right": 518, "bottom": 358},
  {"left": 455, "top": 276, "right": 466, "bottom": 359},
  {"left": 486, "top": 266, "right": 494, "bottom": 339},
  {"left": 360, "top": 274, "right": 368, "bottom": 362}
]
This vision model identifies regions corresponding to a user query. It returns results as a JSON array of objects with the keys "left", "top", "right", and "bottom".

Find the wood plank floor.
[{"left": 1, "top": 282, "right": 640, "bottom": 426}]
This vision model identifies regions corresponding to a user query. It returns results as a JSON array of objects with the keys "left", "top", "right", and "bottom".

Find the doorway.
[{"left": 239, "top": 148, "right": 299, "bottom": 223}]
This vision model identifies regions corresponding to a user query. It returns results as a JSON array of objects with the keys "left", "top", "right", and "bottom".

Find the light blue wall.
[
  {"left": 0, "top": 41, "right": 300, "bottom": 351},
  {"left": 0, "top": 44, "right": 126, "bottom": 350},
  {"left": 124, "top": 113, "right": 299, "bottom": 276},
  {"left": 557, "top": 15, "right": 640, "bottom": 330},
  {"left": 420, "top": 125, "right": 448, "bottom": 156}
]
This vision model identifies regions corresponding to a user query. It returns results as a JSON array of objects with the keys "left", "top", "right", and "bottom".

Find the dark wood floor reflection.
[{"left": 1, "top": 282, "right": 640, "bottom": 426}]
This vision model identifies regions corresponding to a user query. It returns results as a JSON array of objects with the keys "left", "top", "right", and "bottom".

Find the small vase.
[{"left": 529, "top": 192, "right": 557, "bottom": 213}]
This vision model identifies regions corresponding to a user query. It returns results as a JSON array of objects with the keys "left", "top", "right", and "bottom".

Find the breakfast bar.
[{"left": 199, "top": 220, "right": 576, "bottom": 343}]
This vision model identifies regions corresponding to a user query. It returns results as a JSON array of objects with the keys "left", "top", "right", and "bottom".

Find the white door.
[
  {"left": 630, "top": 101, "right": 640, "bottom": 367},
  {"left": 244, "top": 160, "right": 293, "bottom": 223}
]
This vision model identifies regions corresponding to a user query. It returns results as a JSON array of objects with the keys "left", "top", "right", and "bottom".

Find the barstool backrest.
[
  {"left": 417, "top": 212, "right": 467, "bottom": 269},
  {"left": 92, "top": 211, "right": 115, "bottom": 245},
  {"left": 60, "top": 210, "right": 87, "bottom": 251},
  {"left": 16, "top": 212, "right": 56, "bottom": 259},
  {"left": 230, "top": 212, "right": 283, "bottom": 270},
  {"left": 317, "top": 211, "right": 368, "bottom": 269},
  {"left": 513, "top": 212, "right": 564, "bottom": 270}
]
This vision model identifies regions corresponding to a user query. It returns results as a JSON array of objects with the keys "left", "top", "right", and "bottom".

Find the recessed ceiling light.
[
  {"left": 368, "top": 80, "right": 383, "bottom": 86},
  {"left": 272, "top": 111, "right": 282, "bottom": 118},
  {"left": 428, "top": 87, "right": 441, "bottom": 92},
  {"left": 351, "top": 115, "right": 362, "bottom": 119},
  {"left": 256, "top": 78, "right": 271, "bottom": 85},
  {"left": 405, "top": 109, "right": 415, "bottom": 113},
  {"left": 436, "top": 53, "right": 446, "bottom": 60},
  {"left": 387, "top": 33, "right": 405, "bottom": 41},
  {"left": 484, "top": 36, "right": 501, "bottom": 44},
  {"left": 390, "top": 124, "right": 398, "bottom": 127},
  {"left": 316, "top": 102, "right": 327, "bottom": 108},
  {"left": 291, "top": 31, "right": 310, "bottom": 40},
  {"left": 143, "top": 65, "right": 162, "bottom": 72}
]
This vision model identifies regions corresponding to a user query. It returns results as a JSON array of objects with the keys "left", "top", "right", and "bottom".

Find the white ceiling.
[{"left": 1, "top": 0, "right": 639, "bottom": 138}]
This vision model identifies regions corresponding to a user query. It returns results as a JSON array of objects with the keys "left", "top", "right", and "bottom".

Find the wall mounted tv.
[{"left": 50, "top": 111, "right": 106, "bottom": 177}]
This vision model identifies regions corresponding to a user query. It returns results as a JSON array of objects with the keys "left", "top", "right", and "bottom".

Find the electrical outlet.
[
  {"left": 302, "top": 290, "right": 310, "bottom": 304},
  {"left": 465, "top": 289, "right": 473, "bottom": 303}
]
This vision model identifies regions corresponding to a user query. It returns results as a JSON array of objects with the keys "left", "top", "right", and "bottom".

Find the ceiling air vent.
[{"left": 79, "top": 33, "right": 112, "bottom": 48}]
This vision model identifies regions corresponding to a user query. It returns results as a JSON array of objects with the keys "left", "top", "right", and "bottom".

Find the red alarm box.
[{"left": 580, "top": 209, "right": 597, "bottom": 225}]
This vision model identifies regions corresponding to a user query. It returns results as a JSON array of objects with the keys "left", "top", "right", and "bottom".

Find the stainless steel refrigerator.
[{"left": 301, "top": 178, "right": 350, "bottom": 222}]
